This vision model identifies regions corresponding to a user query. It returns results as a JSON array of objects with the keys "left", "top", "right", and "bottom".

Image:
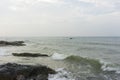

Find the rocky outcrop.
[
  {"left": 12, "top": 53, "right": 49, "bottom": 57},
  {"left": 0, "top": 41, "right": 25, "bottom": 46},
  {"left": 0, "top": 63, "right": 56, "bottom": 80}
]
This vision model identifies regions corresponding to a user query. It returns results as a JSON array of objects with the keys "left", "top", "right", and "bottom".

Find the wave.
[
  {"left": 65, "top": 55, "right": 102, "bottom": 73},
  {"left": 101, "top": 61, "right": 120, "bottom": 74},
  {"left": 51, "top": 53, "right": 120, "bottom": 74},
  {"left": 51, "top": 53, "right": 102, "bottom": 73},
  {"left": 48, "top": 68, "right": 75, "bottom": 80},
  {"left": 65, "top": 56, "right": 120, "bottom": 74},
  {"left": 84, "top": 42, "right": 120, "bottom": 46},
  {"left": 51, "top": 53, "right": 68, "bottom": 60}
]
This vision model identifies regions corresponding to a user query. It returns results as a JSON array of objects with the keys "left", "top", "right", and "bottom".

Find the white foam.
[
  {"left": 101, "top": 60, "right": 120, "bottom": 73},
  {"left": 48, "top": 68, "right": 75, "bottom": 80},
  {"left": 99, "top": 60, "right": 120, "bottom": 74},
  {"left": 51, "top": 53, "right": 68, "bottom": 60},
  {"left": 0, "top": 48, "right": 6, "bottom": 56}
]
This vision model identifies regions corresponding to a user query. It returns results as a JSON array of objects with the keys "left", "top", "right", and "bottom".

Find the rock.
[
  {"left": 0, "top": 41, "right": 25, "bottom": 46},
  {"left": 0, "top": 63, "right": 56, "bottom": 80},
  {"left": 12, "top": 53, "right": 49, "bottom": 57},
  {"left": 16, "top": 75, "right": 25, "bottom": 80}
]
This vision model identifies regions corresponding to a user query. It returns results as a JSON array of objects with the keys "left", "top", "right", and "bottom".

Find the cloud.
[
  {"left": 78, "top": 0, "right": 115, "bottom": 8},
  {"left": 0, "top": 0, "right": 120, "bottom": 36},
  {"left": 76, "top": 0, "right": 120, "bottom": 16},
  {"left": 9, "top": 0, "right": 120, "bottom": 17},
  {"left": 9, "top": 0, "right": 63, "bottom": 11},
  {"left": 38, "top": 0, "right": 60, "bottom": 3}
]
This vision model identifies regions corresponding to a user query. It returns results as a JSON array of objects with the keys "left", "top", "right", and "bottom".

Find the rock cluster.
[
  {"left": 12, "top": 53, "right": 49, "bottom": 57},
  {"left": 0, "top": 63, "right": 56, "bottom": 80},
  {"left": 0, "top": 41, "right": 25, "bottom": 46}
]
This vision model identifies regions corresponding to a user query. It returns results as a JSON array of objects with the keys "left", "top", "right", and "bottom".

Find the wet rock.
[
  {"left": 12, "top": 53, "right": 49, "bottom": 57},
  {"left": 0, "top": 63, "right": 56, "bottom": 80},
  {"left": 0, "top": 41, "right": 25, "bottom": 46}
]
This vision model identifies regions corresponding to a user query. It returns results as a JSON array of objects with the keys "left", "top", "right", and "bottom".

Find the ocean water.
[{"left": 0, "top": 37, "right": 120, "bottom": 80}]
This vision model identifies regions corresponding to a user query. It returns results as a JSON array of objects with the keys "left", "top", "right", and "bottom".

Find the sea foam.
[
  {"left": 51, "top": 53, "right": 68, "bottom": 60},
  {"left": 48, "top": 68, "right": 75, "bottom": 80},
  {"left": 0, "top": 48, "right": 6, "bottom": 56}
]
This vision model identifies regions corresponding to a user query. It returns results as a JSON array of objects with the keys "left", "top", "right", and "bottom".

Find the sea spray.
[
  {"left": 51, "top": 53, "right": 68, "bottom": 60},
  {"left": 48, "top": 68, "right": 75, "bottom": 80}
]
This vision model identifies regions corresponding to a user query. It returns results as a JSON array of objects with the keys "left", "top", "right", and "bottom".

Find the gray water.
[{"left": 0, "top": 37, "right": 120, "bottom": 80}]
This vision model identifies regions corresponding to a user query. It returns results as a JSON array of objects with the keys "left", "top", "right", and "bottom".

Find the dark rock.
[
  {"left": 0, "top": 41, "right": 25, "bottom": 46},
  {"left": 0, "top": 63, "right": 56, "bottom": 80},
  {"left": 12, "top": 53, "right": 49, "bottom": 57}
]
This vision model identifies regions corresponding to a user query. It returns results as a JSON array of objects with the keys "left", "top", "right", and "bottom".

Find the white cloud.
[
  {"left": 78, "top": 0, "right": 116, "bottom": 8},
  {"left": 10, "top": 0, "right": 63, "bottom": 11},
  {"left": 76, "top": 0, "right": 120, "bottom": 16},
  {"left": 0, "top": 0, "right": 120, "bottom": 36},
  {"left": 38, "top": 0, "right": 60, "bottom": 3},
  {"left": 11, "top": 0, "right": 60, "bottom": 4}
]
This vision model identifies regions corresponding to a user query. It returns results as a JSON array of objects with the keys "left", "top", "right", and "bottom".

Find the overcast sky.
[{"left": 0, "top": 0, "right": 120, "bottom": 37}]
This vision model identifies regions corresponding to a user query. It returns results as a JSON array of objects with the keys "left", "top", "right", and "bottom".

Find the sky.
[{"left": 0, "top": 0, "right": 120, "bottom": 37}]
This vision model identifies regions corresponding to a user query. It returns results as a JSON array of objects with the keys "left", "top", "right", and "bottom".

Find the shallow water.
[{"left": 0, "top": 37, "right": 120, "bottom": 80}]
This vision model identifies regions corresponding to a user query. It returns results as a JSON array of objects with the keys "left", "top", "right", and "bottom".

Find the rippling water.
[{"left": 0, "top": 37, "right": 120, "bottom": 80}]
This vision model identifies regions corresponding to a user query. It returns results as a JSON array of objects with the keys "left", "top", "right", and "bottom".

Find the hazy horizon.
[{"left": 0, "top": 0, "right": 120, "bottom": 37}]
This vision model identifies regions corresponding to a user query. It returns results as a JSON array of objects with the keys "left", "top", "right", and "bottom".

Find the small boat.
[{"left": 69, "top": 38, "right": 73, "bottom": 39}]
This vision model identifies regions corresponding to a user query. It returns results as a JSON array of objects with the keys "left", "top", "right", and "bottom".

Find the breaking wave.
[
  {"left": 48, "top": 68, "right": 75, "bottom": 80},
  {"left": 51, "top": 53, "right": 120, "bottom": 80},
  {"left": 51, "top": 53, "right": 68, "bottom": 60},
  {"left": 51, "top": 53, "right": 120, "bottom": 73},
  {"left": 65, "top": 55, "right": 102, "bottom": 73},
  {"left": 51, "top": 53, "right": 102, "bottom": 73}
]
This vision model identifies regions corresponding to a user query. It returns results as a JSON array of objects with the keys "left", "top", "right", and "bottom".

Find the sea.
[{"left": 0, "top": 37, "right": 120, "bottom": 80}]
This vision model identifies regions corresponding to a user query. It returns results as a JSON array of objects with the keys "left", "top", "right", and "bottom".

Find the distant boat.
[{"left": 69, "top": 38, "right": 73, "bottom": 39}]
